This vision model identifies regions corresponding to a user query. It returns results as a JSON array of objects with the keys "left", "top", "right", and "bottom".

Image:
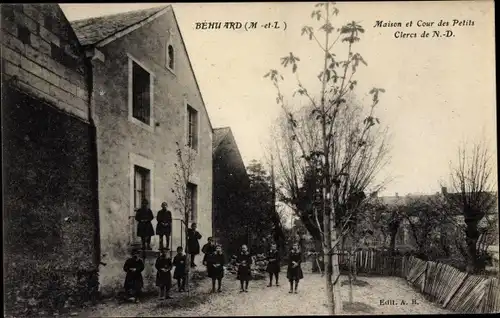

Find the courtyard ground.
[{"left": 76, "top": 263, "right": 451, "bottom": 317}]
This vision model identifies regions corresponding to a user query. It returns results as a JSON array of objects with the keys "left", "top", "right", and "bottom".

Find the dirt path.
[{"left": 78, "top": 268, "right": 451, "bottom": 317}]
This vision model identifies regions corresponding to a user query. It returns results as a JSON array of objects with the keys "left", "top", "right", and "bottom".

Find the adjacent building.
[
  {"left": 2, "top": 3, "right": 100, "bottom": 309},
  {"left": 212, "top": 127, "right": 250, "bottom": 255}
]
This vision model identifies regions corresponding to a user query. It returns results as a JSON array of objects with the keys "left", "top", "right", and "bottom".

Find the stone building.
[
  {"left": 2, "top": 4, "right": 215, "bottom": 299},
  {"left": 69, "top": 5, "right": 214, "bottom": 294}
]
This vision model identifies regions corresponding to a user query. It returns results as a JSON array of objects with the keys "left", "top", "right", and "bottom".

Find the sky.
[{"left": 60, "top": 1, "right": 497, "bottom": 198}]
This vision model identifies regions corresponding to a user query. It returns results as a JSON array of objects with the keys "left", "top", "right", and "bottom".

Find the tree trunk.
[
  {"left": 312, "top": 238, "right": 324, "bottom": 272},
  {"left": 390, "top": 230, "right": 397, "bottom": 255},
  {"left": 465, "top": 221, "right": 479, "bottom": 273},
  {"left": 353, "top": 251, "right": 358, "bottom": 280},
  {"left": 348, "top": 251, "right": 354, "bottom": 304},
  {"left": 330, "top": 211, "right": 343, "bottom": 312},
  {"left": 184, "top": 209, "right": 191, "bottom": 296},
  {"left": 323, "top": 186, "right": 335, "bottom": 314}
]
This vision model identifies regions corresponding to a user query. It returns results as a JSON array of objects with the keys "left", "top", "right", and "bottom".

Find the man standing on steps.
[
  {"left": 156, "top": 202, "right": 172, "bottom": 250},
  {"left": 135, "top": 199, "right": 154, "bottom": 250}
]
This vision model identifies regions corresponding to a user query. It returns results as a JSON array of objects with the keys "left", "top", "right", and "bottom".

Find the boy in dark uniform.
[
  {"left": 156, "top": 202, "right": 172, "bottom": 250},
  {"left": 186, "top": 223, "right": 202, "bottom": 267},
  {"left": 287, "top": 242, "right": 304, "bottom": 294},
  {"left": 173, "top": 246, "right": 187, "bottom": 292},
  {"left": 155, "top": 247, "right": 172, "bottom": 300},
  {"left": 135, "top": 199, "right": 154, "bottom": 250},
  {"left": 207, "top": 244, "right": 226, "bottom": 293},
  {"left": 123, "top": 249, "right": 145, "bottom": 302},
  {"left": 202, "top": 236, "right": 216, "bottom": 268},
  {"left": 236, "top": 244, "right": 253, "bottom": 292},
  {"left": 266, "top": 242, "right": 281, "bottom": 287}
]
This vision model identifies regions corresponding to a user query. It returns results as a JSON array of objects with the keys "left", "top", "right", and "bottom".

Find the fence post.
[{"left": 422, "top": 262, "right": 429, "bottom": 294}]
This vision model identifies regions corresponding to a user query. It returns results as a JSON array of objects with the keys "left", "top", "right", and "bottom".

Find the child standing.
[
  {"left": 236, "top": 244, "right": 253, "bottom": 292},
  {"left": 186, "top": 223, "right": 202, "bottom": 267},
  {"left": 202, "top": 237, "right": 216, "bottom": 267},
  {"left": 266, "top": 243, "right": 281, "bottom": 287},
  {"left": 135, "top": 199, "right": 154, "bottom": 250},
  {"left": 207, "top": 244, "right": 226, "bottom": 293},
  {"left": 123, "top": 249, "right": 145, "bottom": 302},
  {"left": 287, "top": 242, "right": 304, "bottom": 294},
  {"left": 156, "top": 202, "right": 172, "bottom": 250},
  {"left": 173, "top": 246, "right": 187, "bottom": 292},
  {"left": 155, "top": 247, "right": 172, "bottom": 300}
]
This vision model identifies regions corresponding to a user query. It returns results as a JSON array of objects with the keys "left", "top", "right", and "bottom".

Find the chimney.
[
  {"left": 395, "top": 192, "right": 399, "bottom": 197},
  {"left": 441, "top": 187, "right": 448, "bottom": 195}
]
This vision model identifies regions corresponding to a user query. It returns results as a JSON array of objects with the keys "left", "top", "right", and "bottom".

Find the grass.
[
  {"left": 343, "top": 301, "right": 376, "bottom": 314},
  {"left": 340, "top": 278, "right": 370, "bottom": 287}
]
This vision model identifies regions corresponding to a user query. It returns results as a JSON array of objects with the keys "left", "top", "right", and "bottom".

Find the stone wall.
[{"left": 1, "top": 4, "right": 98, "bottom": 313}]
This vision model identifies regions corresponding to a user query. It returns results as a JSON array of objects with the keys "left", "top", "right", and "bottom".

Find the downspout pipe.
[{"left": 84, "top": 47, "right": 105, "bottom": 269}]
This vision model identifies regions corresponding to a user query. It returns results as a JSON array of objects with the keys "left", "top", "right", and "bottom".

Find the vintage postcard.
[{"left": 2, "top": 1, "right": 497, "bottom": 317}]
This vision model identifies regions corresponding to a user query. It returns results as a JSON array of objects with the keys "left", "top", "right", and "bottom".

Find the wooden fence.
[{"left": 337, "top": 249, "right": 500, "bottom": 314}]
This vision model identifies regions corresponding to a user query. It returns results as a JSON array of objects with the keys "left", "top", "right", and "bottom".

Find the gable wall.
[{"left": 89, "top": 8, "right": 213, "bottom": 293}]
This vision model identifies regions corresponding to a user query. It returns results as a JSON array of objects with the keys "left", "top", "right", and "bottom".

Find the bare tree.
[
  {"left": 442, "top": 141, "right": 497, "bottom": 273},
  {"left": 269, "top": 96, "right": 390, "bottom": 311},
  {"left": 171, "top": 142, "right": 195, "bottom": 295},
  {"left": 264, "top": 1, "right": 388, "bottom": 308}
]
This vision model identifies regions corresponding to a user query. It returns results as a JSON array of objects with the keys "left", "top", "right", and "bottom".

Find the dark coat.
[
  {"left": 155, "top": 255, "right": 172, "bottom": 287},
  {"left": 236, "top": 252, "right": 253, "bottom": 281},
  {"left": 135, "top": 208, "right": 154, "bottom": 237},
  {"left": 155, "top": 209, "right": 172, "bottom": 236},
  {"left": 173, "top": 254, "right": 187, "bottom": 280},
  {"left": 286, "top": 250, "right": 304, "bottom": 281},
  {"left": 207, "top": 252, "right": 226, "bottom": 279},
  {"left": 202, "top": 243, "right": 216, "bottom": 264},
  {"left": 266, "top": 249, "right": 281, "bottom": 274},
  {"left": 123, "top": 257, "right": 144, "bottom": 291},
  {"left": 186, "top": 229, "right": 202, "bottom": 255}
]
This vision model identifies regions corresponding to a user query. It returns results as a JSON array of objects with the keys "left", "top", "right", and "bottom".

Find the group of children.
[
  {"left": 123, "top": 237, "right": 305, "bottom": 302},
  {"left": 134, "top": 199, "right": 203, "bottom": 268},
  {"left": 123, "top": 246, "right": 187, "bottom": 302}
]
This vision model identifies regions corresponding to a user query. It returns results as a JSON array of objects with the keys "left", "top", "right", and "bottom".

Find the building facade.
[
  {"left": 70, "top": 6, "right": 214, "bottom": 293},
  {"left": 2, "top": 4, "right": 215, "bottom": 302}
]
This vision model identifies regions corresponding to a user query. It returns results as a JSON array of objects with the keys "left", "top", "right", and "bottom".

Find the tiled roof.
[
  {"left": 70, "top": 6, "right": 169, "bottom": 46},
  {"left": 213, "top": 127, "right": 231, "bottom": 154}
]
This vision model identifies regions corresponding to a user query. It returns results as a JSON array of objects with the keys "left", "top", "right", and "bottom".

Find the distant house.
[
  {"left": 371, "top": 188, "right": 498, "bottom": 252},
  {"left": 212, "top": 127, "right": 250, "bottom": 255},
  {"left": 69, "top": 6, "right": 214, "bottom": 293}
]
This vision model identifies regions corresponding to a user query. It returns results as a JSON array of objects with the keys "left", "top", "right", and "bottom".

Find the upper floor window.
[
  {"left": 187, "top": 105, "right": 198, "bottom": 150},
  {"left": 167, "top": 45, "right": 175, "bottom": 71},
  {"left": 131, "top": 61, "right": 151, "bottom": 124}
]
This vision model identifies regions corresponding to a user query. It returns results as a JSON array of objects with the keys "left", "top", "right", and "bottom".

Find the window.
[
  {"left": 167, "top": 45, "right": 175, "bottom": 70},
  {"left": 131, "top": 60, "right": 152, "bottom": 125},
  {"left": 134, "top": 165, "right": 150, "bottom": 210},
  {"left": 18, "top": 26, "right": 31, "bottom": 45},
  {"left": 187, "top": 183, "right": 197, "bottom": 221},
  {"left": 187, "top": 105, "right": 198, "bottom": 149}
]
